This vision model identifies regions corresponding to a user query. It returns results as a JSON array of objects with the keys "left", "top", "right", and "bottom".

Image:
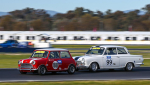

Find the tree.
[
  {"left": 0, "top": 15, "right": 14, "bottom": 31},
  {"left": 74, "top": 7, "right": 84, "bottom": 17},
  {"left": 103, "top": 18, "right": 117, "bottom": 31},
  {"left": 30, "top": 19, "right": 43, "bottom": 31},
  {"left": 13, "top": 22, "right": 27, "bottom": 31},
  {"left": 142, "top": 4, "right": 150, "bottom": 14},
  {"left": 142, "top": 20, "right": 150, "bottom": 31},
  {"left": 80, "top": 14, "right": 99, "bottom": 31},
  {"left": 106, "top": 9, "right": 112, "bottom": 15}
]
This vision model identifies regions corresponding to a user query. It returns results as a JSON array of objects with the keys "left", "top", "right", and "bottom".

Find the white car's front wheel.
[
  {"left": 89, "top": 62, "right": 98, "bottom": 72},
  {"left": 125, "top": 63, "right": 133, "bottom": 71}
]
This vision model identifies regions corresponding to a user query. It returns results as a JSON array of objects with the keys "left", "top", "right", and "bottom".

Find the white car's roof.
[
  {"left": 36, "top": 48, "right": 68, "bottom": 51},
  {"left": 92, "top": 45, "right": 125, "bottom": 48}
]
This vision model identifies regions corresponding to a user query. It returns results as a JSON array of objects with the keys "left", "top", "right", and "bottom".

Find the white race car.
[{"left": 73, "top": 45, "right": 144, "bottom": 72}]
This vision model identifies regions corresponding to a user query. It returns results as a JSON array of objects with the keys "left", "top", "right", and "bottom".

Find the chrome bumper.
[
  {"left": 135, "top": 63, "right": 144, "bottom": 65},
  {"left": 17, "top": 68, "right": 37, "bottom": 71},
  {"left": 77, "top": 65, "right": 89, "bottom": 69}
]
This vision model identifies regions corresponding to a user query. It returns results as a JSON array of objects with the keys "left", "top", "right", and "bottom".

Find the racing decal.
[
  {"left": 57, "top": 60, "right": 62, "bottom": 64},
  {"left": 92, "top": 47, "right": 100, "bottom": 49},
  {"left": 36, "top": 51, "right": 45, "bottom": 53},
  {"left": 106, "top": 56, "right": 112, "bottom": 65},
  {"left": 52, "top": 61, "right": 59, "bottom": 69}
]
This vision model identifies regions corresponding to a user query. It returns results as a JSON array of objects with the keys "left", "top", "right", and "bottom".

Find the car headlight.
[
  {"left": 18, "top": 61, "right": 21, "bottom": 64},
  {"left": 81, "top": 58, "right": 85, "bottom": 63},
  {"left": 30, "top": 60, "right": 36, "bottom": 65}
]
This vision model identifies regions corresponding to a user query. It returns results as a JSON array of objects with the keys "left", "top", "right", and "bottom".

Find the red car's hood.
[{"left": 20, "top": 58, "right": 45, "bottom": 63}]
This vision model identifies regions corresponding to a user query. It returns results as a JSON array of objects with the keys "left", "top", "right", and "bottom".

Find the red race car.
[{"left": 18, "top": 48, "right": 76, "bottom": 75}]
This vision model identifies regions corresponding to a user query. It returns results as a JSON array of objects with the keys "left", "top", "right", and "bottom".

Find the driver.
[{"left": 43, "top": 52, "right": 48, "bottom": 58}]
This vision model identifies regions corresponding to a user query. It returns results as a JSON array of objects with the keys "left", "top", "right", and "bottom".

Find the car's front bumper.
[
  {"left": 17, "top": 68, "right": 38, "bottom": 71},
  {"left": 76, "top": 65, "right": 89, "bottom": 70}
]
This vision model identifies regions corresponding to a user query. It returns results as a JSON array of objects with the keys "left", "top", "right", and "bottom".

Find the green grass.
[
  {"left": 53, "top": 45, "right": 150, "bottom": 49},
  {"left": 130, "top": 52, "right": 150, "bottom": 58},
  {"left": 141, "top": 59, "right": 150, "bottom": 66},
  {"left": 0, "top": 54, "right": 31, "bottom": 68},
  {"left": 0, "top": 80, "right": 150, "bottom": 85}
]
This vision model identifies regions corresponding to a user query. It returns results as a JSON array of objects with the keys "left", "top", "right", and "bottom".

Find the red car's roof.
[{"left": 35, "top": 48, "right": 68, "bottom": 51}]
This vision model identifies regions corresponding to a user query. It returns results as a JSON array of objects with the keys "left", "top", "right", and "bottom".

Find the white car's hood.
[{"left": 73, "top": 54, "right": 101, "bottom": 61}]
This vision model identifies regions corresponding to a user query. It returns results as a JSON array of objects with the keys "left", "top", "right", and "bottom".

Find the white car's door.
[{"left": 102, "top": 47, "right": 120, "bottom": 68}]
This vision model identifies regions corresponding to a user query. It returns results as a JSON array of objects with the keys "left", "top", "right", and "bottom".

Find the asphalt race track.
[{"left": 0, "top": 67, "right": 150, "bottom": 82}]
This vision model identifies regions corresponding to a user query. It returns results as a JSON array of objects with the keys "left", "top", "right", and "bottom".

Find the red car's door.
[
  {"left": 60, "top": 51, "right": 73, "bottom": 70},
  {"left": 47, "top": 51, "right": 62, "bottom": 71}
]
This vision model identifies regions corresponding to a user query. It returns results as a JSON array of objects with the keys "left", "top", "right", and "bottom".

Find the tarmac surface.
[{"left": 0, "top": 67, "right": 150, "bottom": 82}]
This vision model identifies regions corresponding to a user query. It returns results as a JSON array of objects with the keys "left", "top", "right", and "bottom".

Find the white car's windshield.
[
  {"left": 86, "top": 47, "right": 105, "bottom": 55},
  {"left": 31, "top": 51, "right": 49, "bottom": 58}
]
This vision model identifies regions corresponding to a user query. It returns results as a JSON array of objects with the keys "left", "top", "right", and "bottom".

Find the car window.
[
  {"left": 32, "top": 51, "right": 49, "bottom": 58},
  {"left": 49, "top": 51, "right": 60, "bottom": 59},
  {"left": 104, "top": 48, "right": 117, "bottom": 55},
  {"left": 86, "top": 47, "right": 105, "bottom": 55},
  {"left": 117, "top": 48, "right": 127, "bottom": 54},
  {"left": 60, "top": 51, "right": 71, "bottom": 58},
  {"left": 14, "top": 40, "right": 18, "bottom": 43},
  {"left": 4, "top": 40, "right": 9, "bottom": 43}
]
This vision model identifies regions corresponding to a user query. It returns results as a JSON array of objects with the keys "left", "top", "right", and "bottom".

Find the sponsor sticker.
[
  {"left": 92, "top": 47, "right": 100, "bottom": 49},
  {"left": 106, "top": 56, "right": 112, "bottom": 65},
  {"left": 57, "top": 60, "right": 62, "bottom": 64},
  {"left": 36, "top": 51, "right": 45, "bottom": 53},
  {"left": 107, "top": 56, "right": 111, "bottom": 59}
]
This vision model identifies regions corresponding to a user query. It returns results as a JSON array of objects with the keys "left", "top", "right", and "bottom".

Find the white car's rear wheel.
[
  {"left": 89, "top": 62, "right": 98, "bottom": 72},
  {"left": 125, "top": 63, "right": 133, "bottom": 71}
]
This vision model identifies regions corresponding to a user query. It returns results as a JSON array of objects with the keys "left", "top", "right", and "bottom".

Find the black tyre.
[
  {"left": 125, "top": 63, "right": 133, "bottom": 71},
  {"left": 67, "top": 65, "right": 75, "bottom": 74},
  {"left": 38, "top": 66, "right": 46, "bottom": 75},
  {"left": 75, "top": 68, "right": 79, "bottom": 71},
  {"left": 32, "top": 71, "right": 38, "bottom": 74},
  {"left": 19, "top": 71, "right": 27, "bottom": 74},
  {"left": 89, "top": 62, "right": 98, "bottom": 72}
]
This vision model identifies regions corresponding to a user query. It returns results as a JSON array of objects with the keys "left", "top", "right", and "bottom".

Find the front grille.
[
  {"left": 77, "top": 61, "right": 82, "bottom": 66},
  {"left": 20, "top": 63, "right": 33, "bottom": 68}
]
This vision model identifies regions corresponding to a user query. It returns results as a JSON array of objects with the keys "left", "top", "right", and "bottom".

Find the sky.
[{"left": 0, "top": 0, "right": 150, "bottom": 13}]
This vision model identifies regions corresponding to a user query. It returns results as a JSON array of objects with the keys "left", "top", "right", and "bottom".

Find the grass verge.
[{"left": 0, "top": 80, "right": 150, "bottom": 85}]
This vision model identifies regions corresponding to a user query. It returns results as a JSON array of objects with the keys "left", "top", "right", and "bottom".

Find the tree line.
[{"left": 0, "top": 4, "right": 150, "bottom": 31}]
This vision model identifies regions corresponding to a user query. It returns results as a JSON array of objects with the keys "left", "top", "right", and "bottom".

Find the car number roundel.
[{"left": 52, "top": 61, "right": 59, "bottom": 69}]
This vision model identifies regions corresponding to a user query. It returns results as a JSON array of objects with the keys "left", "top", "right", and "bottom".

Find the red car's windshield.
[{"left": 31, "top": 51, "right": 49, "bottom": 58}]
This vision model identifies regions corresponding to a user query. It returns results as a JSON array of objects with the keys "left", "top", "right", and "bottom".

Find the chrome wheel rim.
[
  {"left": 92, "top": 63, "right": 97, "bottom": 71},
  {"left": 41, "top": 67, "right": 46, "bottom": 74},
  {"left": 127, "top": 63, "right": 133, "bottom": 70},
  {"left": 70, "top": 66, "right": 75, "bottom": 73}
]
